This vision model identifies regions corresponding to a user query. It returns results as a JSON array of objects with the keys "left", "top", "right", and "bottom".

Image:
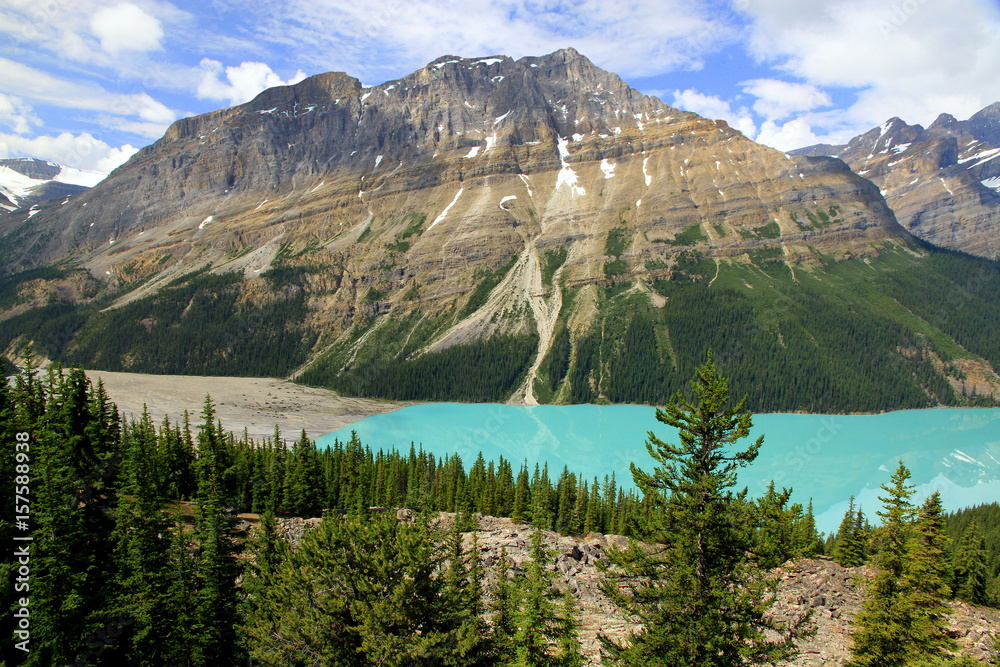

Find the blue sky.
[{"left": 2, "top": 0, "right": 1000, "bottom": 175}]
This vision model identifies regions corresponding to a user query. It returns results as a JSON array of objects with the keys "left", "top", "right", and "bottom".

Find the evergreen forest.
[
  {"left": 2, "top": 243, "right": 1000, "bottom": 413},
  {"left": 1, "top": 360, "right": 997, "bottom": 665}
]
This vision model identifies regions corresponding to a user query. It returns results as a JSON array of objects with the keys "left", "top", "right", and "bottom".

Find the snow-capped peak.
[{"left": 0, "top": 158, "right": 103, "bottom": 211}]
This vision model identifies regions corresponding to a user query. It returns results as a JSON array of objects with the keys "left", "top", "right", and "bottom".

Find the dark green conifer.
[
  {"left": 598, "top": 353, "right": 798, "bottom": 666},
  {"left": 513, "top": 464, "right": 531, "bottom": 522},
  {"left": 509, "top": 530, "right": 582, "bottom": 667},
  {"left": 951, "top": 520, "right": 990, "bottom": 605},
  {"left": 110, "top": 409, "right": 175, "bottom": 665},
  {"left": 833, "top": 496, "right": 868, "bottom": 567},
  {"left": 848, "top": 463, "right": 955, "bottom": 667},
  {"left": 244, "top": 511, "right": 477, "bottom": 665}
]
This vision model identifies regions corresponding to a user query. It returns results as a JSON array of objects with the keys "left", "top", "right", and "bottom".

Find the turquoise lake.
[{"left": 317, "top": 405, "right": 1000, "bottom": 533}]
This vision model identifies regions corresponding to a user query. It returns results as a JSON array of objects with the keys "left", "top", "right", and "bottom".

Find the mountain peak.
[
  {"left": 249, "top": 71, "right": 362, "bottom": 109},
  {"left": 929, "top": 112, "right": 959, "bottom": 130},
  {"left": 966, "top": 101, "right": 1000, "bottom": 145},
  {"left": 0, "top": 157, "right": 61, "bottom": 180}
]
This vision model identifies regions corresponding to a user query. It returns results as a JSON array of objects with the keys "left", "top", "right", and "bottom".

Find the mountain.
[
  {"left": 0, "top": 157, "right": 102, "bottom": 217},
  {"left": 792, "top": 103, "right": 1000, "bottom": 259},
  {"left": 2, "top": 49, "right": 1000, "bottom": 412}
]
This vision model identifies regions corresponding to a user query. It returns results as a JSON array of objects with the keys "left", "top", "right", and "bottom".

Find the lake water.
[{"left": 317, "top": 404, "right": 1000, "bottom": 534}]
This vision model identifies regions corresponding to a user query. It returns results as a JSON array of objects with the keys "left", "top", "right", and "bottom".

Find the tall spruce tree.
[
  {"left": 754, "top": 481, "right": 796, "bottom": 568},
  {"left": 848, "top": 463, "right": 955, "bottom": 667},
  {"left": 951, "top": 521, "right": 990, "bottom": 605},
  {"left": 908, "top": 492, "right": 956, "bottom": 657},
  {"left": 238, "top": 510, "right": 289, "bottom": 661},
  {"left": 833, "top": 496, "right": 868, "bottom": 568},
  {"left": 598, "top": 352, "right": 798, "bottom": 666},
  {"left": 29, "top": 367, "right": 122, "bottom": 666},
  {"left": 190, "top": 397, "right": 241, "bottom": 665},
  {"left": 109, "top": 408, "right": 175, "bottom": 666}
]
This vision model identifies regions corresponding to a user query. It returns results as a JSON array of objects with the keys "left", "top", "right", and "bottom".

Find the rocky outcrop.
[
  {"left": 273, "top": 513, "right": 1000, "bottom": 665},
  {"left": 793, "top": 103, "right": 1000, "bottom": 259}
]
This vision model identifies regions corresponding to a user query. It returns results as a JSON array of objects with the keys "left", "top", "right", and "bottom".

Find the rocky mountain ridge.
[
  {"left": 272, "top": 513, "right": 1000, "bottom": 666},
  {"left": 792, "top": 103, "right": 1000, "bottom": 259},
  {"left": 2, "top": 50, "right": 1000, "bottom": 411}
]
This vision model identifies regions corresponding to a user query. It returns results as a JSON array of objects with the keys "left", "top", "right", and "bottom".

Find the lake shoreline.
[{"left": 29, "top": 368, "right": 997, "bottom": 444}]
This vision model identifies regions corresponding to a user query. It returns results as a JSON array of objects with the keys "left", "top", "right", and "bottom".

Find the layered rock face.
[
  {"left": 793, "top": 103, "right": 1000, "bottom": 259},
  {"left": 0, "top": 49, "right": 930, "bottom": 405},
  {"left": 2, "top": 48, "right": 899, "bottom": 280}
]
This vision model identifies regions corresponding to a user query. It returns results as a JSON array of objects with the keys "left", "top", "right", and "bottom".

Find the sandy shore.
[{"left": 85, "top": 370, "right": 411, "bottom": 443}]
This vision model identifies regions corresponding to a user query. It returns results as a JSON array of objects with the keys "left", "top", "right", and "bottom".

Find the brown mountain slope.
[{"left": 792, "top": 103, "right": 1000, "bottom": 259}]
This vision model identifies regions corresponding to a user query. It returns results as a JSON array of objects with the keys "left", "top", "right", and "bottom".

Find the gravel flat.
[{"left": 85, "top": 370, "right": 410, "bottom": 443}]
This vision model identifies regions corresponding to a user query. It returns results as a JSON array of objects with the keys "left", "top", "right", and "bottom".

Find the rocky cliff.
[{"left": 793, "top": 103, "right": 1000, "bottom": 259}]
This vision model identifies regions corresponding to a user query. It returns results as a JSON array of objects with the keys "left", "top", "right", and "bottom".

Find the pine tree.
[
  {"left": 513, "top": 464, "right": 531, "bottom": 523},
  {"left": 245, "top": 511, "right": 482, "bottom": 665},
  {"left": 190, "top": 397, "right": 241, "bottom": 665},
  {"left": 598, "top": 352, "right": 797, "bottom": 666},
  {"left": 555, "top": 588, "right": 585, "bottom": 667},
  {"left": 440, "top": 518, "right": 492, "bottom": 665},
  {"left": 508, "top": 530, "right": 582, "bottom": 667},
  {"left": 280, "top": 430, "right": 323, "bottom": 515},
  {"left": 491, "top": 547, "right": 518, "bottom": 658},
  {"left": 848, "top": 463, "right": 954, "bottom": 667},
  {"left": 792, "top": 499, "right": 822, "bottom": 557},
  {"left": 833, "top": 496, "right": 868, "bottom": 568},
  {"left": 162, "top": 513, "right": 197, "bottom": 665},
  {"left": 531, "top": 463, "right": 553, "bottom": 530},
  {"left": 30, "top": 368, "right": 121, "bottom": 665},
  {"left": 110, "top": 409, "right": 175, "bottom": 665},
  {"left": 583, "top": 478, "right": 600, "bottom": 534},
  {"left": 908, "top": 492, "right": 956, "bottom": 657},
  {"left": 754, "top": 481, "right": 795, "bottom": 568},
  {"left": 951, "top": 520, "right": 990, "bottom": 605}
]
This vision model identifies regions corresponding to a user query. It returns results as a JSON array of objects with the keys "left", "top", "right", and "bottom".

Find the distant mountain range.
[
  {"left": 0, "top": 157, "right": 103, "bottom": 217},
  {"left": 1, "top": 49, "right": 999, "bottom": 412},
  {"left": 792, "top": 103, "right": 1000, "bottom": 259}
]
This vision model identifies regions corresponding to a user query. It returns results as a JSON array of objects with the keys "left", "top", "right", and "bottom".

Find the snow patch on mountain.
[
  {"left": 428, "top": 188, "right": 464, "bottom": 231},
  {"left": 555, "top": 137, "right": 586, "bottom": 196}
]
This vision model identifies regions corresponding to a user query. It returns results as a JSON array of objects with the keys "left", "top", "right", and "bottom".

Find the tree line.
[
  {"left": 828, "top": 494, "right": 1000, "bottom": 610},
  {"left": 3, "top": 356, "right": 996, "bottom": 666}
]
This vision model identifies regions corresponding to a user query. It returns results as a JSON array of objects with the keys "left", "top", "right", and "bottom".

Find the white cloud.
[
  {"left": 100, "top": 118, "right": 172, "bottom": 139},
  {"left": 243, "top": 0, "right": 740, "bottom": 81},
  {"left": 741, "top": 0, "right": 1000, "bottom": 127},
  {"left": 197, "top": 59, "right": 308, "bottom": 106},
  {"left": 89, "top": 3, "right": 164, "bottom": 55},
  {"left": 94, "top": 143, "right": 140, "bottom": 174},
  {"left": 741, "top": 79, "right": 831, "bottom": 121},
  {"left": 0, "top": 94, "right": 41, "bottom": 134},
  {"left": 0, "top": 58, "right": 176, "bottom": 127},
  {"left": 754, "top": 119, "right": 822, "bottom": 151},
  {"left": 671, "top": 89, "right": 757, "bottom": 137},
  {"left": 0, "top": 131, "right": 138, "bottom": 175}
]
